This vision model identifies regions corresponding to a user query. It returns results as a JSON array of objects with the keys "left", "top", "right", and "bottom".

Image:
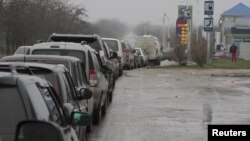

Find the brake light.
[{"left": 89, "top": 69, "right": 97, "bottom": 87}]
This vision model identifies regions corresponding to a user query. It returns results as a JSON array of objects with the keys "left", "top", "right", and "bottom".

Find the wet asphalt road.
[{"left": 87, "top": 67, "right": 250, "bottom": 141}]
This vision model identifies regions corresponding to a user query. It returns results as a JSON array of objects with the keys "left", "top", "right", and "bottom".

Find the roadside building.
[{"left": 219, "top": 3, "right": 250, "bottom": 60}]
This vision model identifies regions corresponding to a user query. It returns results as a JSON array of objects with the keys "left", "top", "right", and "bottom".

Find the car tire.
[
  {"left": 77, "top": 126, "right": 86, "bottom": 141},
  {"left": 109, "top": 91, "right": 113, "bottom": 103},
  {"left": 101, "top": 97, "right": 108, "bottom": 116},
  {"left": 86, "top": 115, "right": 93, "bottom": 132},
  {"left": 119, "top": 69, "right": 123, "bottom": 76},
  {"left": 93, "top": 104, "right": 101, "bottom": 125}
]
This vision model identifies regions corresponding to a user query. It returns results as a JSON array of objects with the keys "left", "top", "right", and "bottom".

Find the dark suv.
[{"left": 0, "top": 72, "right": 90, "bottom": 141}]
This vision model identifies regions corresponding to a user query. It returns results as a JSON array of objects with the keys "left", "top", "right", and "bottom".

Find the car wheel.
[
  {"left": 109, "top": 91, "right": 113, "bottom": 103},
  {"left": 101, "top": 97, "right": 108, "bottom": 116},
  {"left": 77, "top": 126, "right": 86, "bottom": 141},
  {"left": 86, "top": 115, "right": 93, "bottom": 132},
  {"left": 119, "top": 69, "right": 123, "bottom": 76},
  {"left": 93, "top": 104, "right": 101, "bottom": 125},
  {"left": 130, "top": 62, "right": 133, "bottom": 70}
]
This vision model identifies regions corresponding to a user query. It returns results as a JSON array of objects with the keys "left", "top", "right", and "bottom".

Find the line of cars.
[{"left": 0, "top": 33, "right": 141, "bottom": 141}]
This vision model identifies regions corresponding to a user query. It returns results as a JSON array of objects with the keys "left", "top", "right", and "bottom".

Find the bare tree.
[{"left": 1, "top": 0, "right": 94, "bottom": 54}]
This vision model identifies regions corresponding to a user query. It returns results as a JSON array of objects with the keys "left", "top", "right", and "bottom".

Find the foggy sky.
[{"left": 71, "top": 0, "right": 250, "bottom": 26}]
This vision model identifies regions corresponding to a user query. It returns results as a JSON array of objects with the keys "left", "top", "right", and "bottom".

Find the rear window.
[
  {"left": 32, "top": 50, "right": 61, "bottom": 55},
  {"left": 0, "top": 65, "right": 32, "bottom": 75},
  {"left": 32, "top": 49, "right": 86, "bottom": 67},
  {"left": 30, "top": 67, "right": 54, "bottom": 84},
  {"left": 104, "top": 40, "right": 119, "bottom": 51},
  {"left": 14, "top": 47, "right": 30, "bottom": 54},
  {"left": 0, "top": 86, "right": 27, "bottom": 133},
  {"left": 135, "top": 49, "right": 142, "bottom": 55},
  {"left": 49, "top": 36, "right": 101, "bottom": 52}
]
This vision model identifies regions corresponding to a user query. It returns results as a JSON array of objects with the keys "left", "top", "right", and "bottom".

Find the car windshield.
[
  {"left": 104, "top": 40, "right": 119, "bottom": 51},
  {"left": 32, "top": 49, "right": 86, "bottom": 67},
  {"left": 0, "top": 86, "right": 27, "bottom": 136}
]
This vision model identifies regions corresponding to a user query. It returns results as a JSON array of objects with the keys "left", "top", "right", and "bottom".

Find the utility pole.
[
  {"left": 166, "top": 15, "right": 170, "bottom": 48},
  {"left": 196, "top": 0, "right": 199, "bottom": 43},
  {"left": 163, "top": 13, "right": 166, "bottom": 49},
  {"left": 186, "top": 0, "right": 192, "bottom": 62}
]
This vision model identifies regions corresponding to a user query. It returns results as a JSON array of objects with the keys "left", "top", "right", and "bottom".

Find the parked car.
[
  {"left": 133, "top": 49, "right": 142, "bottom": 68},
  {"left": 47, "top": 33, "right": 116, "bottom": 102},
  {"left": 134, "top": 48, "right": 148, "bottom": 67},
  {"left": 102, "top": 38, "right": 123, "bottom": 76},
  {"left": 103, "top": 41, "right": 119, "bottom": 80},
  {"left": 0, "top": 55, "right": 96, "bottom": 130},
  {"left": 14, "top": 42, "right": 109, "bottom": 125},
  {"left": 0, "top": 62, "right": 92, "bottom": 140},
  {"left": 0, "top": 72, "right": 91, "bottom": 141},
  {"left": 121, "top": 40, "right": 135, "bottom": 70}
]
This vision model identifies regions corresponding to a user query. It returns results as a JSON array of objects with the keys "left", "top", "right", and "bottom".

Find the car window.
[
  {"left": 38, "top": 87, "right": 64, "bottom": 126},
  {"left": 121, "top": 42, "right": 126, "bottom": 52},
  {"left": 103, "top": 43, "right": 111, "bottom": 58},
  {"left": 68, "top": 51, "right": 85, "bottom": 61},
  {"left": 79, "top": 62, "right": 89, "bottom": 85},
  {"left": 88, "top": 40, "right": 100, "bottom": 52},
  {"left": 32, "top": 50, "right": 61, "bottom": 55},
  {"left": 102, "top": 41, "right": 109, "bottom": 58},
  {"left": 0, "top": 65, "right": 32, "bottom": 75},
  {"left": 88, "top": 51, "right": 95, "bottom": 70},
  {"left": 62, "top": 72, "right": 77, "bottom": 101},
  {"left": 91, "top": 52, "right": 101, "bottom": 71},
  {"left": 136, "top": 49, "right": 141, "bottom": 55},
  {"left": 30, "top": 67, "right": 55, "bottom": 87},
  {"left": 104, "top": 40, "right": 119, "bottom": 51},
  {"left": 33, "top": 49, "right": 86, "bottom": 64},
  {"left": 0, "top": 86, "right": 27, "bottom": 133}
]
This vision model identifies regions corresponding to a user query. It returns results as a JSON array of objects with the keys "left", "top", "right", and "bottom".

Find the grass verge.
[{"left": 157, "top": 58, "right": 250, "bottom": 69}]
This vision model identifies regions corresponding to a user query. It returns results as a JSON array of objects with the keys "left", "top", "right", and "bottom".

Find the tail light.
[{"left": 89, "top": 69, "right": 97, "bottom": 87}]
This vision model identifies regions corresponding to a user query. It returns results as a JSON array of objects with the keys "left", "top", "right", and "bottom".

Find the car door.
[
  {"left": 76, "top": 61, "right": 94, "bottom": 116},
  {"left": 90, "top": 51, "right": 108, "bottom": 105},
  {"left": 38, "top": 86, "right": 78, "bottom": 141}
]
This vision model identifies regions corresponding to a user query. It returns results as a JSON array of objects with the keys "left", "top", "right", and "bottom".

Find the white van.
[{"left": 135, "top": 35, "right": 162, "bottom": 65}]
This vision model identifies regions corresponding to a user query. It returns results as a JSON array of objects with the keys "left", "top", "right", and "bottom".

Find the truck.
[{"left": 135, "top": 35, "right": 162, "bottom": 65}]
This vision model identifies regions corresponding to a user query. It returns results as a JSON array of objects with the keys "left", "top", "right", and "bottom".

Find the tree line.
[{"left": 0, "top": 0, "right": 129, "bottom": 54}]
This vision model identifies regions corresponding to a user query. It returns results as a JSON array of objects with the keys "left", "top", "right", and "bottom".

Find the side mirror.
[
  {"left": 71, "top": 111, "right": 91, "bottom": 126},
  {"left": 110, "top": 51, "right": 118, "bottom": 59},
  {"left": 79, "top": 88, "right": 92, "bottom": 100},
  {"left": 15, "top": 120, "right": 64, "bottom": 141}
]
